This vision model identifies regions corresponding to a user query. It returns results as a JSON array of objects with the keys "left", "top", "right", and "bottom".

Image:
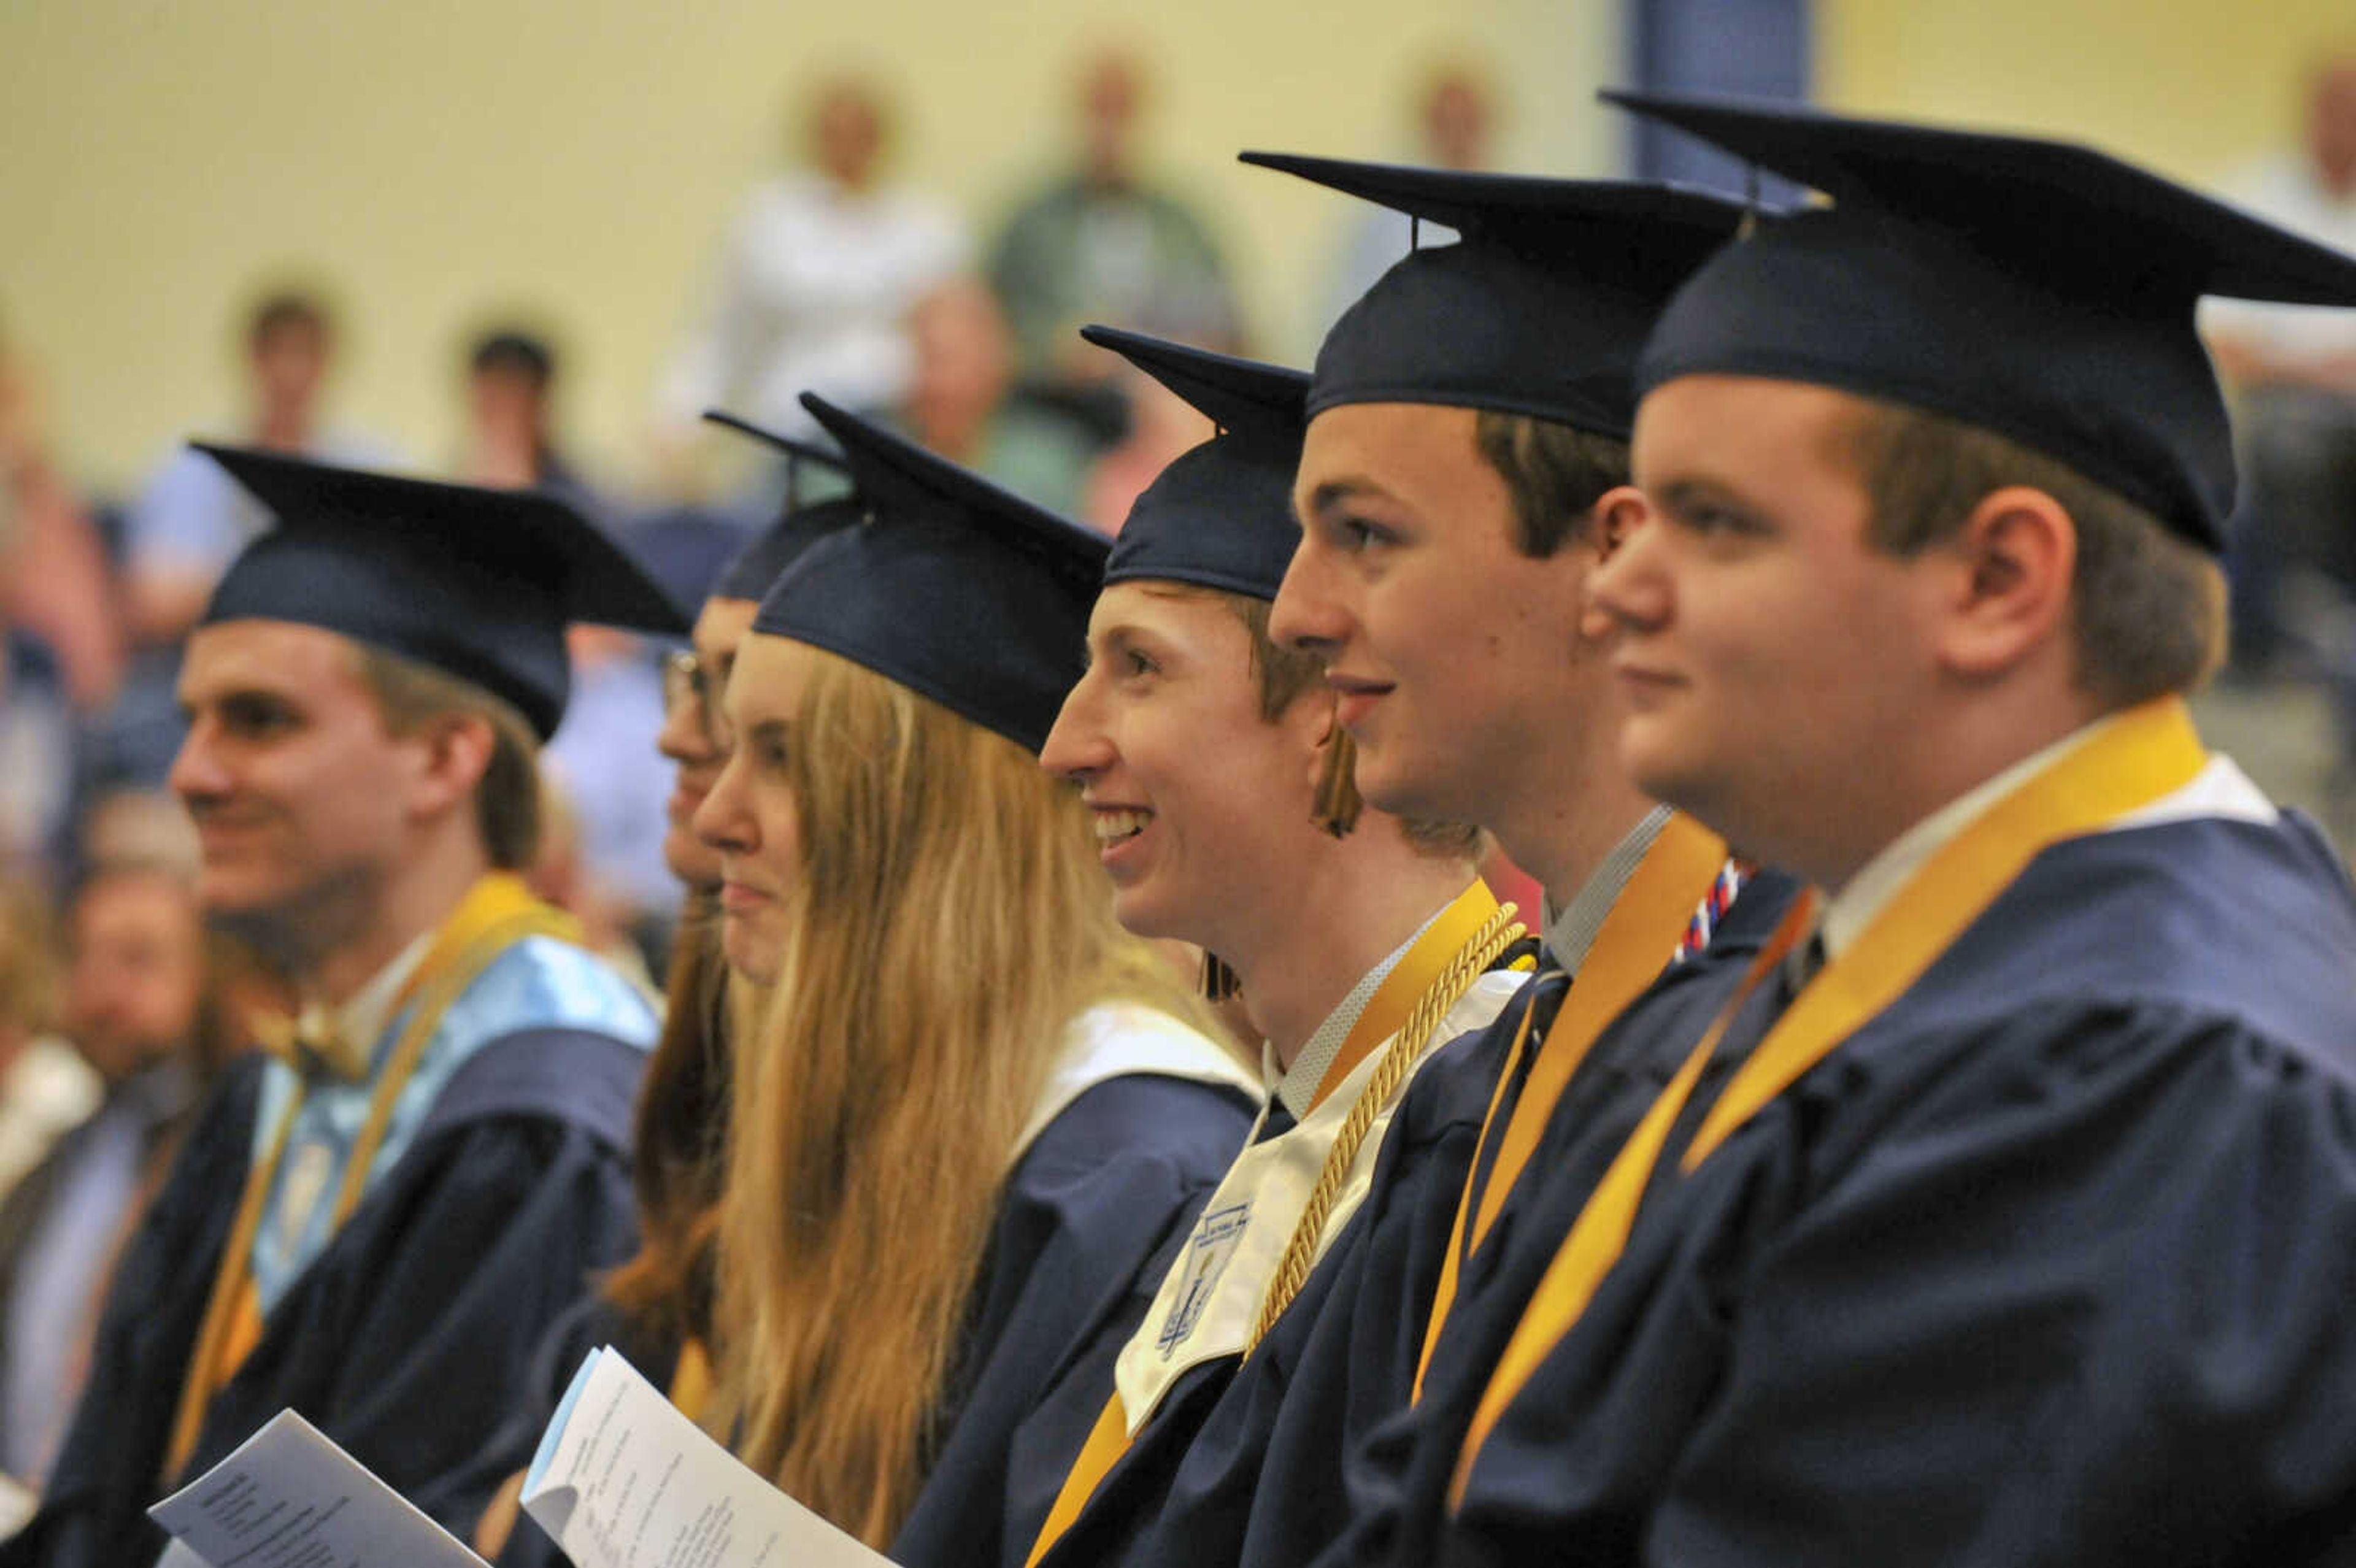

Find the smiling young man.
[
  {"left": 1019, "top": 327, "right": 1527, "bottom": 1568},
  {"left": 1418, "top": 95, "right": 2356, "bottom": 1567},
  {"left": 1245, "top": 158, "right": 1798, "bottom": 1566},
  {"left": 4, "top": 452, "right": 680, "bottom": 1568}
]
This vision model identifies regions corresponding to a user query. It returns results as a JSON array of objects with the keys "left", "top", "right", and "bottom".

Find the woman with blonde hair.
[
  {"left": 470, "top": 418, "right": 866, "bottom": 1568},
  {"left": 688, "top": 392, "right": 1258, "bottom": 1563}
]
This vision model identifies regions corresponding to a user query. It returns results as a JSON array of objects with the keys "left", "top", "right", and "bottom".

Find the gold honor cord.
[
  {"left": 1412, "top": 815, "right": 1730, "bottom": 1402},
  {"left": 1242, "top": 899, "right": 1526, "bottom": 1353},
  {"left": 163, "top": 875, "right": 581, "bottom": 1483},
  {"left": 1022, "top": 881, "right": 1522, "bottom": 1568},
  {"left": 1449, "top": 697, "right": 2208, "bottom": 1505}
]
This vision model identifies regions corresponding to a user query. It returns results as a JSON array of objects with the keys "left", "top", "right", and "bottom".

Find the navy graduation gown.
[
  {"left": 3, "top": 1026, "right": 645, "bottom": 1568},
  {"left": 1439, "top": 813, "right": 2356, "bottom": 1566},
  {"left": 891, "top": 1072, "right": 1255, "bottom": 1568},
  {"left": 1021, "top": 1020, "right": 1510, "bottom": 1568},
  {"left": 1318, "top": 872, "right": 1801, "bottom": 1568},
  {"left": 1030, "top": 883, "right": 1793, "bottom": 1568}
]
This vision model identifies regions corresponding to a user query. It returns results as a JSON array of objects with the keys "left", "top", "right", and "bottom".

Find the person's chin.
[
  {"left": 1350, "top": 734, "right": 1451, "bottom": 824},
  {"left": 196, "top": 877, "right": 311, "bottom": 958},
  {"left": 720, "top": 917, "right": 780, "bottom": 986},
  {"left": 1620, "top": 724, "right": 1715, "bottom": 820},
  {"left": 1109, "top": 877, "right": 1185, "bottom": 943},
  {"left": 194, "top": 862, "right": 283, "bottom": 921}
]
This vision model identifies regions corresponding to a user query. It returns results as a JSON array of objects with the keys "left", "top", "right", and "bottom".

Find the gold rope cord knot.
[{"left": 1242, "top": 901, "right": 1525, "bottom": 1354}]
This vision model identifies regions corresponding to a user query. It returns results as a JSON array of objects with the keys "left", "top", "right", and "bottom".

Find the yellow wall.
[
  {"left": 1817, "top": 0, "right": 2350, "bottom": 182},
  {"left": 0, "top": 0, "right": 1622, "bottom": 494}
]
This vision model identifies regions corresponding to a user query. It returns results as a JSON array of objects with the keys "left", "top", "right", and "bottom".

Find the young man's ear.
[
  {"left": 407, "top": 712, "right": 499, "bottom": 823},
  {"left": 1936, "top": 485, "right": 2077, "bottom": 683},
  {"left": 1579, "top": 486, "right": 1653, "bottom": 643},
  {"left": 1591, "top": 485, "right": 1652, "bottom": 563}
]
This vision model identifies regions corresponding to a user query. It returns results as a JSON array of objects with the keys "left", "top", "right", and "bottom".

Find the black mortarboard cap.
[
  {"left": 1081, "top": 325, "right": 1309, "bottom": 602},
  {"left": 701, "top": 410, "right": 862, "bottom": 602},
  {"left": 755, "top": 394, "right": 1110, "bottom": 754},
  {"left": 1607, "top": 90, "right": 2356, "bottom": 551},
  {"left": 197, "top": 445, "right": 687, "bottom": 740},
  {"left": 1241, "top": 153, "right": 1748, "bottom": 437}
]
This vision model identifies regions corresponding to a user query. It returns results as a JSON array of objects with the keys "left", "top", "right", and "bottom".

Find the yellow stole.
[
  {"left": 163, "top": 872, "right": 581, "bottom": 1483},
  {"left": 1413, "top": 815, "right": 1728, "bottom": 1401},
  {"left": 1449, "top": 697, "right": 2208, "bottom": 1503},
  {"left": 1022, "top": 882, "right": 1525, "bottom": 1568},
  {"left": 668, "top": 1335, "right": 713, "bottom": 1423}
]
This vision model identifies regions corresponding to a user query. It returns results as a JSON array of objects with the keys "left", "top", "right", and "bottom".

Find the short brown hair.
[
  {"left": 246, "top": 289, "right": 331, "bottom": 352},
  {"left": 1838, "top": 400, "right": 2228, "bottom": 709},
  {"left": 349, "top": 645, "right": 544, "bottom": 869},
  {"left": 1197, "top": 588, "right": 1482, "bottom": 861},
  {"left": 1474, "top": 410, "right": 1631, "bottom": 558}
]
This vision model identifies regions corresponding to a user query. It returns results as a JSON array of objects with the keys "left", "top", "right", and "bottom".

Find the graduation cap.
[
  {"left": 754, "top": 393, "right": 1111, "bottom": 755},
  {"left": 701, "top": 409, "right": 862, "bottom": 602},
  {"left": 196, "top": 444, "right": 687, "bottom": 740},
  {"left": 1080, "top": 325, "right": 1310, "bottom": 601},
  {"left": 1241, "top": 153, "right": 1748, "bottom": 437},
  {"left": 1604, "top": 90, "right": 2356, "bottom": 551}
]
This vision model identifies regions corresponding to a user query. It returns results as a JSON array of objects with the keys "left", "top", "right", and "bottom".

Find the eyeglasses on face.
[{"left": 663, "top": 650, "right": 734, "bottom": 750}]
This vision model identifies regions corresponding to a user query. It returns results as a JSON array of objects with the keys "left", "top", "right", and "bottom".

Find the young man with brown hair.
[
  {"left": 6, "top": 452, "right": 681, "bottom": 1568},
  {"left": 1016, "top": 328, "right": 1524, "bottom": 1568},
  {"left": 1201, "top": 159, "right": 1798, "bottom": 1568},
  {"left": 1414, "top": 95, "right": 2356, "bottom": 1567}
]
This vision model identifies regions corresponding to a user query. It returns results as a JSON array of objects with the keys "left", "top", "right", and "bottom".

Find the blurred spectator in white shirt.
[
  {"left": 101, "top": 288, "right": 401, "bottom": 791},
  {"left": 120, "top": 288, "right": 401, "bottom": 650},
  {"left": 658, "top": 75, "right": 970, "bottom": 444}
]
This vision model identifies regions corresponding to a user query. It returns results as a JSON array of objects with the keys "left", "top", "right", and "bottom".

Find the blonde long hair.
[{"left": 711, "top": 645, "right": 1219, "bottom": 1545}]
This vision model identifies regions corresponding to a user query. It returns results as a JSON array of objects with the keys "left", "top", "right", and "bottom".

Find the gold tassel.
[
  {"left": 1311, "top": 729, "right": 1365, "bottom": 840},
  {"left": 1199, "top": 949, "right": 1241, "bottom": 1002}
]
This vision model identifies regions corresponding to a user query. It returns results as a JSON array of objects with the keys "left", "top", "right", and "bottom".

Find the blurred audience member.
[
  {"left": 526, "top": 771, "right": 662, "bottom": 1001},
  {"left": 102, "top": 288, "right": 399, "bottom": 791},
  {"left": 1323, "top": 60, "right": 1500, "bottom": 329},
  {"left": 0, "top": 331, "right": 81, "bottom": 875},
  {"left": 544, "top": 627, "right": 675, "bottom": 962},
  {"left": 460, "top": 327, "right": 596, "bottom": 512},
  {"left": 2206, "top": 53, "right": 2356, "bottom": 674},
  {"left": 1077, "top": 359, "right": 1210, "bottom": 534},
  {"left": 0, "top": 883, "right": 91, "bottom": 1208},
  {"left": 0, "top": 313, "right": 123, "bottom": 712},
  {"left": 0, "top": 863, "right": 237, "bottom": 1489},
  {"left": 120, "top": 288, "right": 399, "bottom": 648},
  {"left": 902, "top": 277, "right": 1096, "bottom": 516},
  {"left": 75, "top": 788, "right": 201, "bottom": 881},
  {"left": 987, "top": 48, "right": 1242, "bottom": 380},
  {"left": 0, "top": 608, "right": 80, "bottom": 880},
  {"left": 658, "top": 74, "right": 970, "bottom": 444}
]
